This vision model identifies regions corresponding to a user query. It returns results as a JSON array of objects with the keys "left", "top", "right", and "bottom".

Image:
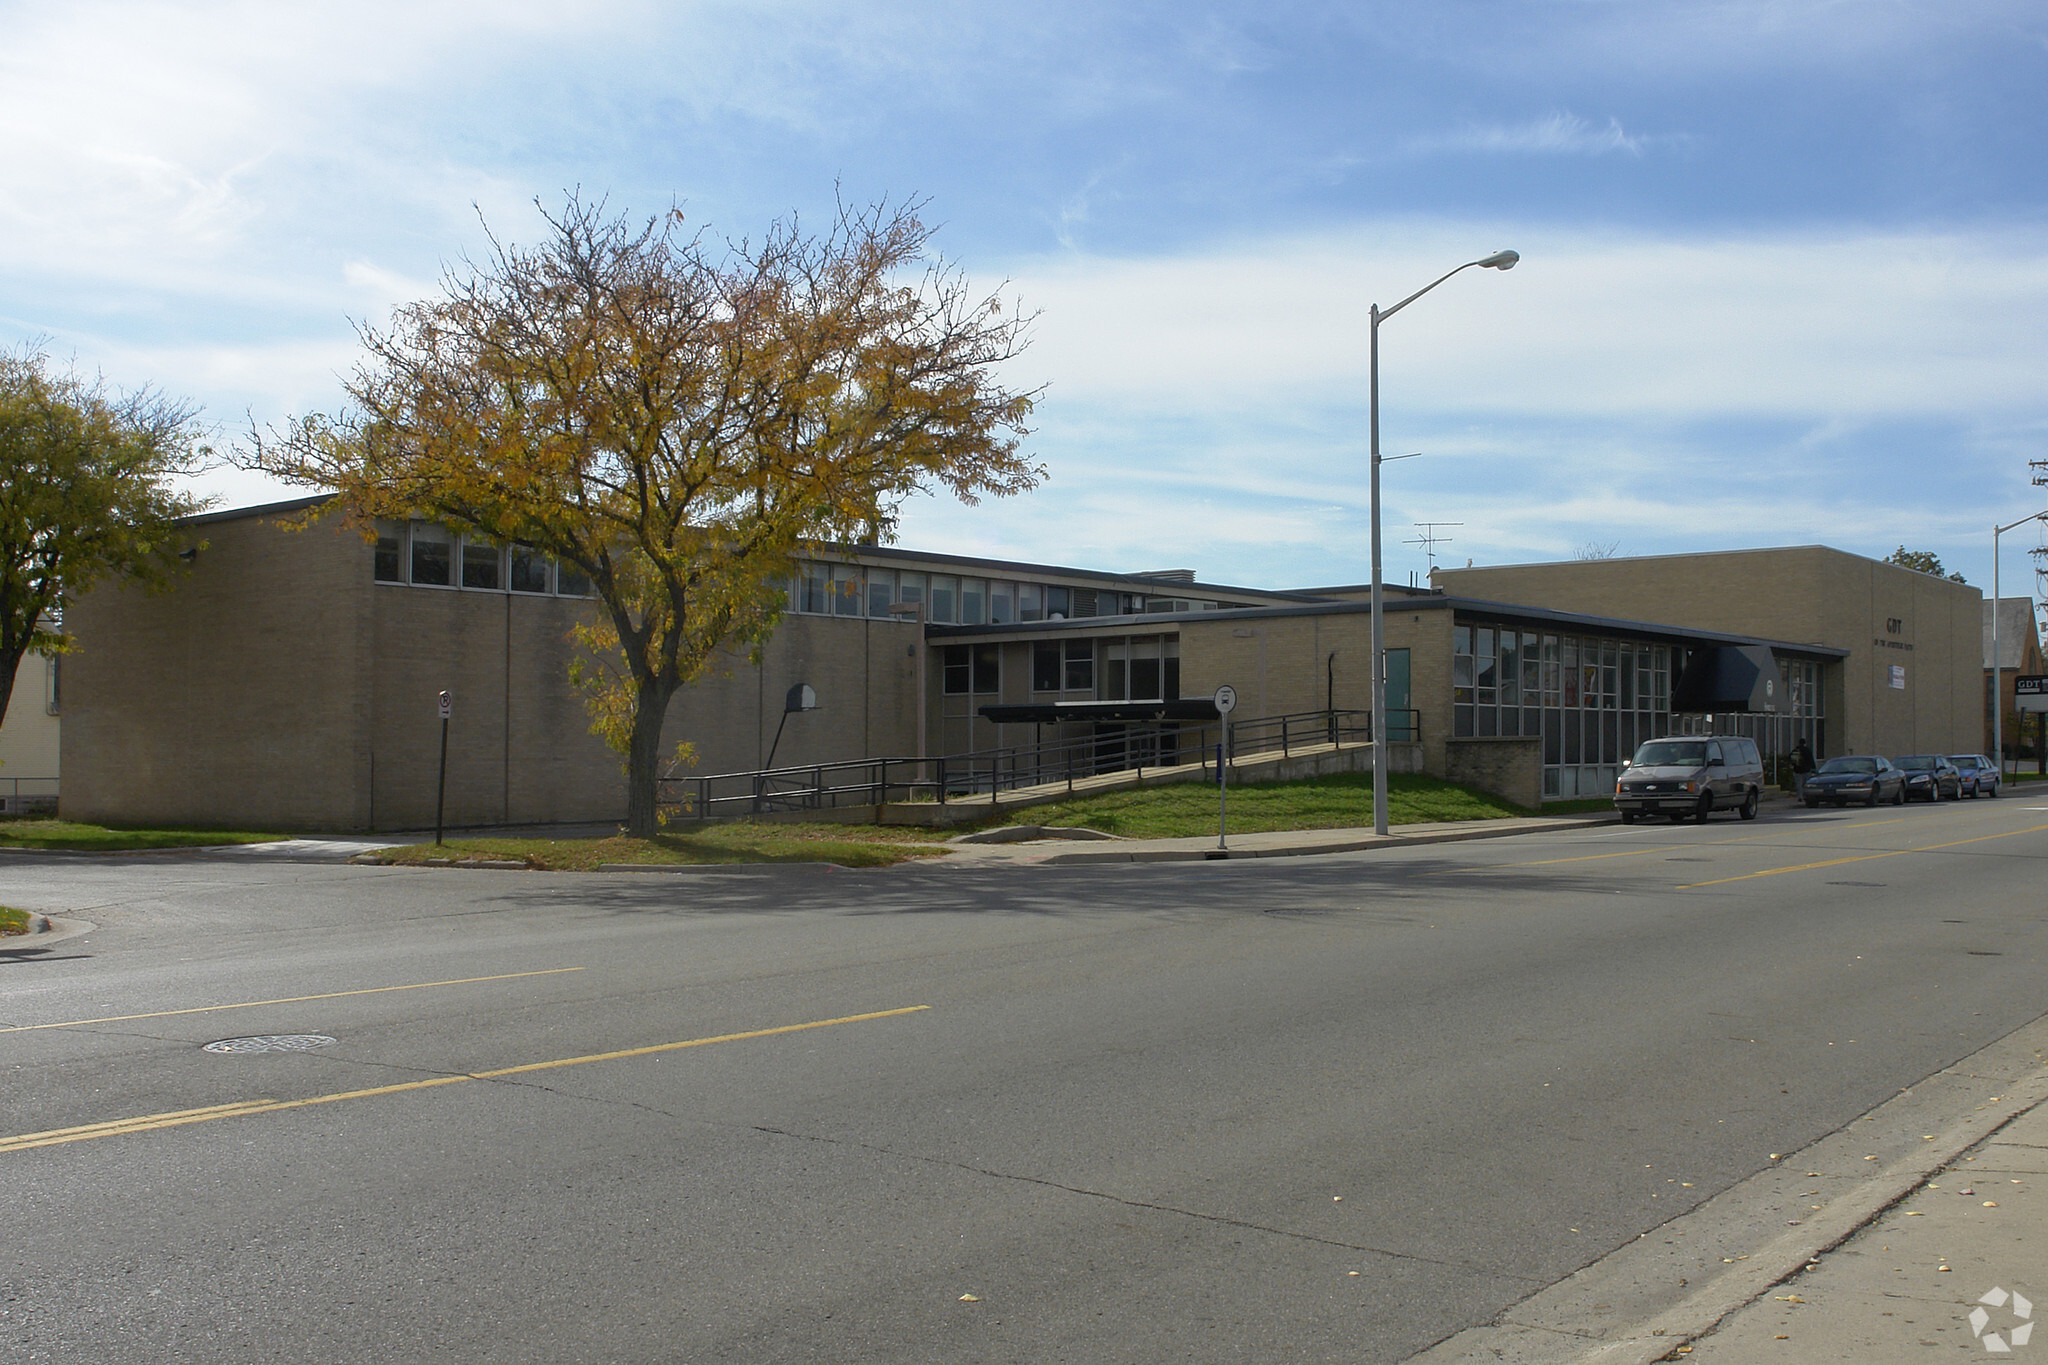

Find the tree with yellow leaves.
[{"left": 250, "top": 195, "right": 1041, "bottom": 835}]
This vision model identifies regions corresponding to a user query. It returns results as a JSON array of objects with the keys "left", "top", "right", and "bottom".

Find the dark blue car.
[{"left": 1802, "top": 755, "right": 1906, "bottom": 807}]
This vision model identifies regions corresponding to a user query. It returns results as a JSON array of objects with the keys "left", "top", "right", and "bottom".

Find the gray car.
[{"left": 1614, "top": 735, "right": 1765, "bottom": 824}]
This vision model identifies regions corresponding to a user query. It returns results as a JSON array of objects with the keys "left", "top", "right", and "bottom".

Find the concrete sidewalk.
[
  {"left": 934, "top": 810, "right": 1622, "bottom": 866},
  {"left": 1678, "top": 1099, "right": 2047, "bottom": 1362},
  {"left": 1410, "top": 1014, "right": 2048, "bottom": 1364}
]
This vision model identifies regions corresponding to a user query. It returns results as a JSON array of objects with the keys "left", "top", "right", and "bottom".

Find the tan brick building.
[{"left": 58, "top": 504, "right": 1988, "bottom": 827}]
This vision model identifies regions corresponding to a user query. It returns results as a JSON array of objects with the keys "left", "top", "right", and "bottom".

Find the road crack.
[{"left": 751, "top": 1123, "right": 1544, "bottom": 1282}]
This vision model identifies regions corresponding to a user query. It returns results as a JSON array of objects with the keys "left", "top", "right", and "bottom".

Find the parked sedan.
[
  {"left": 1895, "top": 754, "right": 1962, "bottom": 801},
  {"left": 1949, "top": 754, "right": 2001, "bottom": 798},
  {"left": 1803, "top": 756, "right": 1906, "bottom": 807}
]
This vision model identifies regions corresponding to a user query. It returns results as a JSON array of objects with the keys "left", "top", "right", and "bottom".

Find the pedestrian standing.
[{"left": 1791, "top": 738, "right": 1815, "bottom": 798}]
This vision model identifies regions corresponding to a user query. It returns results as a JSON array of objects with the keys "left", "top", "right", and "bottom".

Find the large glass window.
[
  {"left": 1103, "top": 639, "right": 1128, "bottom": 700},
  {"left": 1130, "top": 637, "right": 1162, "bottom": 700},
  {"left": 374, "top": 521, "right": 404, "bottom": 582},
  {"left": 929, "top": 575, "right": 957, "bottom": 624},
  {"left": 832, "top": 564, "right": 863, "bottom": 617},
  {"left": 1019, "top": 583, "right": 1043, "bottom": 622},
  {"left": 461, "top": 539, "right": 501, "bottom": 590},
  {"left": 1063, "top": 639, "right": 1093, "bottom": 691},
  {"left": 799, "top": 563, "right": 829, "bottom": 614},
  {"left": 943, "top": 644, "right": 999, "bottom": 694},
  {"left": 1033, "top": 642, "right": 1061, "bottom": 692},
  {"left": 510, "top": 548, "right": 551, "bottom": 594},
  {"left": 866, "top": 569, "right": 895, "bottom": 618},
  {"left": 409, "top": 522, "right": 452, "bottom": 586},
  {"left": 1456, "top": 620, "right": 1675, "bottom": 800},
  {"left": 959, "top": 578, "right": 986, "bottom": 625},
  {"left": 556, "top": 561, "right": 593, "bottom": 597},
  {"left": 1046, "top": 586, "right": 1071, "bottom": 620},
  {"left": 989, "top": 583, "right": 1014, "bottom": 625}
]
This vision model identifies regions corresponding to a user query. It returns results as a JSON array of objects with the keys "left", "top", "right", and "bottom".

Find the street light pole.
[
  {"left": 1368, "top": 250, "right": 1519, "bottom": 835},
  {"left": 1992, "top": 511, "right": 2047, "bottom": 775},
  {"left": 887, "top": 600, "right": 929, "bottom": 784}
]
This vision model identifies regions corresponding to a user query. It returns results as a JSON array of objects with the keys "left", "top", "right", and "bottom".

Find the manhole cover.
[{"left": 202, "top": 1034, "right": 338, "bottom": 1054}]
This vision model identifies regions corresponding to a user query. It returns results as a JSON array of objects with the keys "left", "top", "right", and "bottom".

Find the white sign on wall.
[{"left": 1889, "top": 665, "right": 1906, "bottom": 691}]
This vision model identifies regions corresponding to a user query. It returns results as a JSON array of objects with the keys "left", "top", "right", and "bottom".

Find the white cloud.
[
  {"left": 1004, "top": 223, "right": 2048, "bottom": 424},
  {"left": 1406, "top": 112, "right": 1654, "bottom": 157}
]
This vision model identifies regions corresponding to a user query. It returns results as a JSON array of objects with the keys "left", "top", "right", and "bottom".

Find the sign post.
[
  {"left": 1213, "top": 685, "right": 1238, "bottom": 853},
  {"left": 2016, "top": 676, "right": 2048, "bottom": 779},
  {"left": 435, "top": 690, "right": 452, "bottom": 846}
]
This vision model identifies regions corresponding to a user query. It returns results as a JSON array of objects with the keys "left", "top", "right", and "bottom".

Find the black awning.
[
  {"left": 1673, "top": 645, "right": 1784, "bottom": 713},
  {"left": 978, "top": 698, "right": 1221, "bottom": 724}
]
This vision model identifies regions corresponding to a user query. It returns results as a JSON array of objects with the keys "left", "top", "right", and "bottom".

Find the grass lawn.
[
  {"left": 0, "top": 905, "right": 31, "bottom": 936},
  {"left": 0, "top": 818, "right": 291, "bottom": 852},
  {"left": 367, "top": 820, "right": 952, "bottom": 871},
  {"left": 980, "top": 771, "right": 1541, "bottom": 840}
]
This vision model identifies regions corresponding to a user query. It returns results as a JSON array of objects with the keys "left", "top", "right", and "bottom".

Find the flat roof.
[
  {"left": 178, "top": 493, "right": 335, "bottom": 526},
  {"left": 929, "top": 592, "right": 1850, "bottom": 659},
  {"left": 831, "top": 543, "right": 1319, "bottom": 603}
]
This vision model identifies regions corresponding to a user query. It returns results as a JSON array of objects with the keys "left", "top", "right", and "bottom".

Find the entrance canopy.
[{"left": 1673, "top": 645, "right": 1784, "bottom": 713}]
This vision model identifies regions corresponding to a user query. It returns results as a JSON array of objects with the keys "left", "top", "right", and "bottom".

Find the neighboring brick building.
[
  {"left": 1984, "top": 596, "right": 2047, "bottom": 758},
  {"left": 58, "top": 502, "right": 1985, "bottom": 827}
]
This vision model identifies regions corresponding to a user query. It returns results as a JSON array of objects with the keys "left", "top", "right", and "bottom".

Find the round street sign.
[
  {"left": 437, "top": 690, "right": 452, "bottom": 720},
  {"left": 1213, "top": 685, "right": 1237, "bottom": 714}
]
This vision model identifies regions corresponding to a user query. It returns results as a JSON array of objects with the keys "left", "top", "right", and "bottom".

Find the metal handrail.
[{"left": 657, "top": 706, "right": 1418, "bottom": 821}]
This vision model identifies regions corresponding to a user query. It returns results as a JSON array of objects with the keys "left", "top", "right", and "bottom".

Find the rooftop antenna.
[{"left": 1403, "top": 522, "right": 1463, "bottom": 576}]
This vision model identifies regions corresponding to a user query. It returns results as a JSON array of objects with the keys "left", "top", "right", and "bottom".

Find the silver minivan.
[{"left": 1613, "top": 736, "right": 1766, "bottom": 824}]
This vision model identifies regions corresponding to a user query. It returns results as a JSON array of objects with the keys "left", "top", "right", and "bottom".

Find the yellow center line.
[
  {"left": 1420, "top": 817, "right": 1914, "bottom": 875},
  {"left": 0, "top": 967, "right": 587, "bottom": 1034},
  {"left": 0, "top": 1005, "right": 930, "bottom": 1154},
  {"left": 1679, "top": 822, "right": 2048, "bottom": 888}
]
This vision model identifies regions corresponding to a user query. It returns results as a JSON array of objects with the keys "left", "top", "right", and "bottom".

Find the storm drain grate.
[{"left": 202, "top": 1034, "right": 338, "bottom": 1055}]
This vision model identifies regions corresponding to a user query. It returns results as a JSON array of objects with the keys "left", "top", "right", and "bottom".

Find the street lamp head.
[{"left": 1477, "top": 250, "right": 1520, "bottom": 271}]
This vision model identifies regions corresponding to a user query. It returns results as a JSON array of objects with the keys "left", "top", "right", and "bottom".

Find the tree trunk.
[
  {"left": 625, "top": 674, "right": 682, "bottom": 838},
  {"left": 0, "top": 643, "right": 25, "bottom": 734}
]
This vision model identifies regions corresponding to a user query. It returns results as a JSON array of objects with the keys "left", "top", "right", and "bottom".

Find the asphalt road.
[{"left": 5, "top": 795, "right": 2047, "bottom": 1363}]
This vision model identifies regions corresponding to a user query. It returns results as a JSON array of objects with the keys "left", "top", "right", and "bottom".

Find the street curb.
[
  {"left": 0, "top": 915, "right": 97, "bottom": 953},
  {"left": 594, "top": 861, "right": 844, "bottom": 874},
  {"left": 966, "top": 812, "right": 1622, "bottom": 866},
  {"left": 1405, "top": 1013, "right": 2048, "bottom": 1364}
]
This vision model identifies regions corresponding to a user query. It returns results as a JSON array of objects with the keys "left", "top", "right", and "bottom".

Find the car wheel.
[
  {"left": 1990, "top": 781, "right": 2000, "bottom": 798},
  {"left": 1805, "top": 797, "right": 1821, "bottom": 808},
  {"left": 1739, "top": 788, "right": 1759, "bottom": 820},
  {"left": 1866, "top": 787, "right": 1880, "bottom": 806},
  {"left": 1695, "top": 793, "right": 1714, "bottom": 823},
  {"left": 1894, "top": 784, "right": 1905, "bottom": 805},
  {"left": 1620, "top": 811, "right": 1636, "bottom": 825}
]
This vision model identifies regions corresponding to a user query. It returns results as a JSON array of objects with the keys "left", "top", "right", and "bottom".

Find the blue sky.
[{"left": 5, "top": 0, "right": 2047, "bottom": 594}]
